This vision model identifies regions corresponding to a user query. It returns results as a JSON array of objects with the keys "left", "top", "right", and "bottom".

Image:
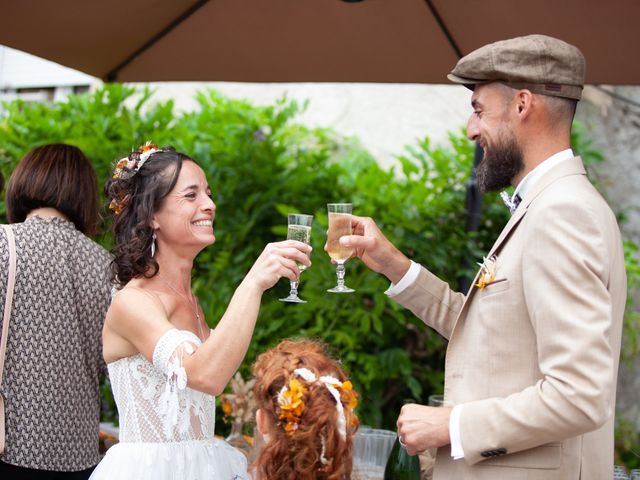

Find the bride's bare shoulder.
[
  {"left": 104, "top": 282, "right": 175, "bottom": 361},
  {"left": 107, "top": 283, "right": 168, "bottom": 327}
]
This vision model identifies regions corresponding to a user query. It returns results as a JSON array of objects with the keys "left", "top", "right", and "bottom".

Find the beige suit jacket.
[{"left": 393, "top": 157, "right": 627, "bottom": 480}]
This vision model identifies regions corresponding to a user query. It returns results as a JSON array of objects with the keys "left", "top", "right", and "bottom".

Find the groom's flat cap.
[{"left": 448, "top": 34, "right": 586, "bottom": 100}]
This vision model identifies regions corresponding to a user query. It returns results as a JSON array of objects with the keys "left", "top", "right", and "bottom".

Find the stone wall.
[{"left": 579, "top": 86, "right": 640, "bottom": 429}]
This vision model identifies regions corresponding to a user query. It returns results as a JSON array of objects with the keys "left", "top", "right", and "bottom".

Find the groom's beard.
[{"left": 476, "top": 131, "right": 524, "bottom": 193}]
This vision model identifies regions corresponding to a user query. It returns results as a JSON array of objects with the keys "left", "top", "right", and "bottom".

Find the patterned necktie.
[{"left": 500, "top": 191, "right": 522, "bottom": 214}]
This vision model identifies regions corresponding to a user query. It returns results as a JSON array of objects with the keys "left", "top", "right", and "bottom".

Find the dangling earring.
[{"left": 150, "top": 231, "right": 156, "bottom": 257}]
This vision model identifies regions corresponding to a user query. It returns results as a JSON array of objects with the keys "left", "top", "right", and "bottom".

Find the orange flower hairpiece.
[
  {"left": 277, "top": 378, "right": 307, "bottom": 435},
  {"left": 109, "top": 142, "right": 159, "bottom": 214},
  {"left": 276, "top": 368, "right": 358, "bottom": 438},
  {"left": 338, "top": 380, "right": 359, "bottom": 411},
  {"left": 111, "top": 141, "right": 159, "bottom": 180}
]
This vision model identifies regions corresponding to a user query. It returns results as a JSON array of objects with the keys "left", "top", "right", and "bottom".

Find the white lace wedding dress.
[{"left": 90, "top": 329, "right": 249, "bottom": 480}]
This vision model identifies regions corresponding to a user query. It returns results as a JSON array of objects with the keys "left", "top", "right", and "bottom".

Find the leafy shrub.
[{"left": 0, "top": 86, "right": 638, "bottom": 445}]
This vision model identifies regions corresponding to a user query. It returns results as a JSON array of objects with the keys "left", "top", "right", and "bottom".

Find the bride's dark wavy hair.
[{"left": 105, "top": 146, "right": 193, "bottom": 286}]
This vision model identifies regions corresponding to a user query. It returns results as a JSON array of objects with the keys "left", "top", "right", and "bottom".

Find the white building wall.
[{"left": 128, "top": 81, "right": 471, "bottom": 168}]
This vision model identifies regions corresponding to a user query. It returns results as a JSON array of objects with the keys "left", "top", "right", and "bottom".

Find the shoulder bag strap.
[{"left": 0, "top": 224, "right": 16, "bottom": 388}]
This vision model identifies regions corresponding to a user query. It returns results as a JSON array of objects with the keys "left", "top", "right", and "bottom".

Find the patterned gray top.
[{"left": 0, "top": 216, "right": 112, "bottom": 471}]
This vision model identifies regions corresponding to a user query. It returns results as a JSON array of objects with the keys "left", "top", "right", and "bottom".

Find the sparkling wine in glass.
[
  {"left": 280, "top": 213, "right": 313, "bottom": 303},
  {"left": 326, "top": 203, "right": 355, "bottom": 293}
]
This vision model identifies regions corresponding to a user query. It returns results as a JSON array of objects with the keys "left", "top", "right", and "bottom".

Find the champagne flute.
[
  {"left": 326, "top": 203, "right": 355, "bottom": 293},
  {"left": 280, "top": 213, "right": 313, "bottom": 303}
]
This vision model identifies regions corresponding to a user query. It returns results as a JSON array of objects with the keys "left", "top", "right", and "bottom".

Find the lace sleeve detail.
[{"left": 152, "top": 329, "right": 201, "bottom": 436}]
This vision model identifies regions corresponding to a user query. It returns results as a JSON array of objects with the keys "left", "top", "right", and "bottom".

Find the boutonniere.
[{"left": 475, "top": 256, "right": 497, "bottom": 289}]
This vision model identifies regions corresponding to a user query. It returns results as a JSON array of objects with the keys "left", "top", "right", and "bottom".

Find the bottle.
[{"left": 383, "top": 435, "right": 421, "bottom": 480}]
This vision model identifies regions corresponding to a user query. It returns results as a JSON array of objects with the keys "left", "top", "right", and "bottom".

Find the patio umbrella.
[{"left": 0, "top": 0, "right": 638, "bottom": 84}]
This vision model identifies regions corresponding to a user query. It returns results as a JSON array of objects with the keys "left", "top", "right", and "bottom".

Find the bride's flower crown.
[
  {"left": 109, "top": 142, "right": 160, "bottom": 215},
  {"left": 111, "top": 141, "right": 159, "bottom": 180}
]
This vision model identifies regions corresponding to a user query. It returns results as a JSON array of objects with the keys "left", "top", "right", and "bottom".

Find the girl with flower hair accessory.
[
  {"left": 92, "top": 144, "right": 311, "bottom": 480},
  {"left": 251, "top": 339, "right": 359, "bottom": 480}
]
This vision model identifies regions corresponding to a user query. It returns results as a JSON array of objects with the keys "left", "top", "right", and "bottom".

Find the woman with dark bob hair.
[
  {"left": 90, "top": 143, "right": 311, "bottom": 480},
  {"left": 0, "top": 144, "right": 112, "bottom": 479}
]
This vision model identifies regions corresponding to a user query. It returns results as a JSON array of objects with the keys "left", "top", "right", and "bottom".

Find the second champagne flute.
[
  {"left": 326, "top": 203, "right": 355, "bottom": 293},
  {"left": 279, "top": 213, "right": 313, "bottom": 303}
]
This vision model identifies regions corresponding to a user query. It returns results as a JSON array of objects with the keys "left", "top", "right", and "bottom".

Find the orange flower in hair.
[
  {"left": 110, "top": 141, "right": 159, "bottom": 182},
  {"left": 111, "top": 158, "right": 128, "bottom": 179},
  {"left": 108, "top": 199, "right": 123, "bottom": 215},
  {"left": 139, "top": 141, "right": 157, "bottom": 154},
  {"left": 109, "top": 142, "right": 160, "bottom": 215},
  {"left": 339, "top": 380, "right": 359, "bottom": 410},
  {"left": 277, "top": 378, "right": 307, "bottom": 435}
]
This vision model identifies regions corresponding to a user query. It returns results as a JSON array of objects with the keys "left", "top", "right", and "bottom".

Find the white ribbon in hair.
[
  {"left": 293, "top": 367, "right": 347, "bottom": 439},
  {"left": 137, "top": 147, "right": 159, "bottom": 170}
]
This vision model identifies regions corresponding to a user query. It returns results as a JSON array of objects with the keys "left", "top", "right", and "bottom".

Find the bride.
[{"left": 90, "top": 144, "right": 311, "bottom": 479}]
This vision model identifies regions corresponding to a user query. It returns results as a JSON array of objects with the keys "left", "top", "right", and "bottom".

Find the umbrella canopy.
[{"left": 0, "top": 0, "right": 638, "bottom": 84}]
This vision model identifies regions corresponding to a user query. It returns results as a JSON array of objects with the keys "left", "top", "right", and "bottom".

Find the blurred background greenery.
[{"left": 1, "top": 84, "right": 638, "bottom": 468}]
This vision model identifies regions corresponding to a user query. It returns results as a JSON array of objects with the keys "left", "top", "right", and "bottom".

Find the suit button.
[
  {"left": 496, "top": 448, "right": 507, "bottom": 455},
  {"left": 481, "top": 451, "right": 491, "bottom": 458}
]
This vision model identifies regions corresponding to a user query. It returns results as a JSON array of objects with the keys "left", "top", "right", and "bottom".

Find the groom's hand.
[
  {"left": 335, "top": 215, "right": 411, "bottom": 284},
  {"left": 397, "top": 404, "right": 452, "bottom": 456}
]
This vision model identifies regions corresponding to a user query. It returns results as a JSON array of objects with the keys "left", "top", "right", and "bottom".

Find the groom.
[{"left": 339, "top": 35, "right": 627, "bottom": 479}]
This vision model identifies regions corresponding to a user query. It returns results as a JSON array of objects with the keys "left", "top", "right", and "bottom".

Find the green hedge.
[{"left": 1, "top": 85, "right": 638, "bottom": 452}]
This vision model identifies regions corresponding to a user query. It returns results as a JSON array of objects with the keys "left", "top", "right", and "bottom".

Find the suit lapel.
[
  {"left": 449, "top": 156, "right": 587, "bottom": 335},
  {"left": 486, "top": 204, "right": 527, "bottom": 258},
  {"left": 485, "top": 157, "right": 585, "bottom": 257}
]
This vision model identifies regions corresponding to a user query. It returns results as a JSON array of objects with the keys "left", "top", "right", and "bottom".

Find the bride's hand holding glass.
[
  {"left": 244, "top": 239, "right": 311, "bottom": 293},
  {"left": 280, "top": 214, "right": 314, "bottom": 303}
]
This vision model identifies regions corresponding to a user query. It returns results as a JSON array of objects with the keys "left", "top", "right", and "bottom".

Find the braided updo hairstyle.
[
  {"left": 252, "top": 339, "right": 359, "bottom": 480},
  {"left": 105, "top": 146, "right": 193, "bottom": 286}
]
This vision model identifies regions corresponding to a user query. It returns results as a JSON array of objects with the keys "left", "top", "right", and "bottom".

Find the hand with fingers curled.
[
  {"left": 328, "top": 215, "right": 411, "bottom": 284},
  {"left": 245, "top": 240, "right": 312, "bottom": 292},
  {"left": 396, "top": 403, "right": 452, "bottom": 456}
]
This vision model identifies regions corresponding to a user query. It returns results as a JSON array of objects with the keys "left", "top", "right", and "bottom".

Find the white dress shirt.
[{"left": 385, "top": 149, "right": 575, "bottom": 459}]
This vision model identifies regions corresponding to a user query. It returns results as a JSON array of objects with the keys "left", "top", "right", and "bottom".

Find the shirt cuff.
[
  {"left": 449, "top": 404, "right": 465, "bottom": 459},
  {"left": 384, "top": 260, "right": 421, "bottom": 297}
]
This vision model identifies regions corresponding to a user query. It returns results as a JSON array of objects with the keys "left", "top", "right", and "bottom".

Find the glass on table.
[
  {"left": 614, "top": 465, "right": 629, "bottom": 479},
  {"left": 326, "top": 203, "right": 355, "bottom": 293},
  {"left": 352, "top": 428, "right": 396, "bottom": 480},
  {"left": 279, "top": 213, "right": 313, "bottom": 304}
]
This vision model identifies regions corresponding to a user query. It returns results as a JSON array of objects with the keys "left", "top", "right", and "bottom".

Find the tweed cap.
[{"left": 448, "top": 34, "right": 586, "bottom": 100}]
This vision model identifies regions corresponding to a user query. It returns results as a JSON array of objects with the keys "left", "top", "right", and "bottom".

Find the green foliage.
[
  {"left": 0, "top": 84, "right": 175, "bottom": 245},
  {"left": 1, "top": 84, "right": 492, "bottom": 429},
  {"left": 622, "top": 241, "right": 640, "bottom": 360},
  {"left": 615, "top": 415, "right": 640, "bottom": 470},
  {"left": 1, "top": 86, "right": 638, "bottom": 451}
]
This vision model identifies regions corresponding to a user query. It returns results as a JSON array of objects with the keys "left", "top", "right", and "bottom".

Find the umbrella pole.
[{"left": 458, "top": 143, "right": 484, "bottom": 292}]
